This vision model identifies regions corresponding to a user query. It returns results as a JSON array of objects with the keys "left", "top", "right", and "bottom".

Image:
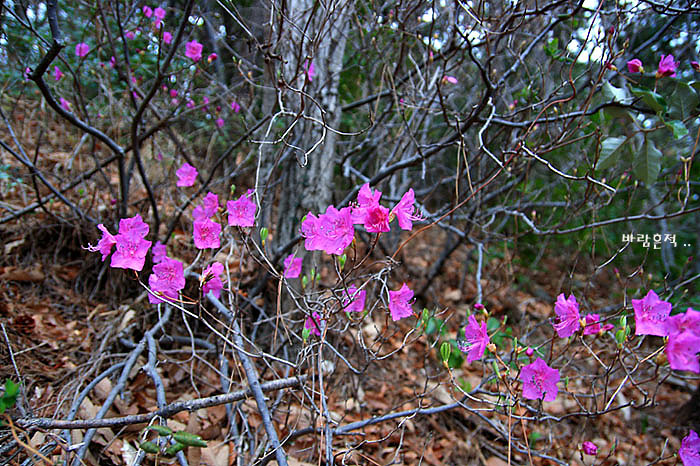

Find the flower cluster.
[
  {"left": 552, "top": 293, "right": 613, "bottom": 338},
  {"left": 458, "top": 315, "right": 490, "bottom": 363},
  {"left": 192, "top": 192, "right": 221, "bottom": 250},
  {"left": 625, "top": 54, "right": 690, "bottom": 78},
  {"left": 86, "top": 214, "right": 152, "bottom": 271},
  {"left": 227, "top": 190, "right": 256, "bottom": 227}
]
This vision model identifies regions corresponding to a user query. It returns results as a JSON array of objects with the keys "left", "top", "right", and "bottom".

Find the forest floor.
[{"left": 0, "top": 102, "right": 696, "bottom": 465}]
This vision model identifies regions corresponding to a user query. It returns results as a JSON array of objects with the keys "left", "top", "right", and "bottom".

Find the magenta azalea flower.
[
  {"left": 633, "top": 290, "right": 671, "bottom": 336},
  {"left": 185, "top": 40, "right": 203, "bottom": 62},
  {"left": 553, "top": 293, "right": 581, "bottom": 338},
  {"left": 153, "top": 7, "right": 166, "bottom": 28},
  {"left": 392, "top": 188, "right": 421, "bottom": 230},
  {"left": 341, "top": 285, "right": 366, "bottom": 313},
  {"left": 202, "top": 262, "right": 225, "bottom": 298},
  {"left": 352, "top": 184, "right": 383, "bottom": 223},
  {"left": 207, "top": 53, "right": 217, "bottom": 62},
  {"left": 231, "top": 101, "right": 241, "bottom": 113},
  {"left": 627, "top": 58, "right": 643, "bottom": 73},
  {"left": 111, "top": 230, "right": 152, "bottom": 271},
  {"left": 458, "top": 315, "right": 490, "bottom": 363},
  {"left": 301, "top": 205, "right": 354, "bottom": 255},
  {"left": 216, "top": 118, "right": 224, "bottom": 128},
  {"left": 148, "top": 256, "right": 185, "bottom": 304},
  {"left": 442, "top": 75, "right": 458, "bottom": 84},
  {"left": 143, "top": 6, "right": 153, "bottom": 18},
  {"left": 75, "top": 42, "right": 90, "bottom": 58},
  {"left": 582, "top": 313, "right": 614, "bottom": 335},
  {"left": 519, "top": 357, "right": 560, "bottom": 402},
  {"left": 305, "top": 311, "right": 323, "bottom": 337},
  {"left": 666, "top": 308, "right": 700, "bottom": 336},
  {"left": 306, "top": 60, "right": 315, "bottom": 81},
  {"left": 125, "top": 30, "right": 135, "bottom": 40},
  {"left": 692, "top": 61, "right": 700, "bottom": 72},
  {"left": 657, "top": 54, "right": 678, "bottom": 78},
  {"left": 582, "top": 441, "right": 598, "bottom": 456},
  {"left": 86, "top": 224, "right": 117, "bottom": 261},
  {"left": 388, "top": 283, "right": 414, "bottom": 321},
  {"left": 666, "top": 331, "right": 700, "bottom": 373},
  {"left": 227, "top": 190, "right": 256, "bottom": 227},
  {"left": 152, "top": 241, "right": 167, "bottom": 264},
  {"left": 53, "top": 66, "right": 63, "bottom": 81},
  {"left": 60, "top": 97, "right": 71, "bottom": 112},
  {"left": 193, "top": 218, "right": 221, "bottom": 250},
  {"left": 118, "top": 214, "right": 149, "bottom": 237},
  {"left": 196, "top": 192, "right": 219, "bottom": 219},
  {"left": 283, "top": 253, "right": 302, "bottom": 278},
  {"left": 176, "top": 162, "right": 198, "bottom": 187},
  {"left": 364, "top": 204, "right": 390, "bottom": 233},
  {"left": 680, "top": 430, "right": 700, "bottom": 466},
  {"left": 163, "top": 31, "right": 172, "bottom": 44}
]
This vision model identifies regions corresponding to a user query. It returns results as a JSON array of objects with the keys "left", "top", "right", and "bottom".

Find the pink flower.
[
  {"left": 442, "top": 75, "right": 458, "bottom": 84},
  {"left": 633, "top": 290, "right": 671, "bottom": 336},
  {"left": 364, "top": 204, "right": 390, "bottom": 233},
  {"left": 169, "top": 89, "right": 178, "bottom": 98},
  {"left": 163, "top": 31, "right": 172, "bottom": 44},
  {"left": 152, "top": 241, "right": 167, "bottom": 264},
  {"left": 176, "top": 162, "right": 198, "bottom": 187},
  {"left": 283, "top": 254, "right": 302, "bottom": 278},
  {"left": 86, "top": 224, "right": 117, "bottom": 261},
  {"left": 60, "top": 97, "right": 71, "bottom": 112},
  {"left": 148, "top": 257, "right": 185, "bottom": 304},
  {"left": 301, "top": 205, "right": 354, "bottom": 255},
  {"left": 341, "top": 285, "right": 366, "bottom": 313},
  {"left": 193, "top": 218, "right": 221, "bottom": 249},
  {"left": 667, "top": 308, "right": 700, "bottom": 336},
  {"left": 306, "top": 60, "right": 315, "bottom": 81},
  {"left": 458, "top": 315, "right": 490, "bottom": 363},
  {"left": 352, "top": 184, "right": 382, "bottom": 224},
  {"left": 208, "top": 53, "right": 217, "bottom": 62},
  {"left": 185, "top": 40, "right": 203, "bottom": 62},
  {"left": 582, "top": 441, "right": 598, "bottom": 456},
  {"left": 519, "top": 357, "right": 560, "bottom": 402},
  {"left": 186, "top": 99, "right": 195, "bottom": 109},
  {"left": 552, "top": 293, "right": 581, "bottom": 338},
  {"left": 110, "top": 56, "right": 116, "bottom": 68},
  {"left": 231, "top": 101, "right": 241, "bottom": 113},
  {"left": 227, "top": 190, "right": 256, "bottom": 227},
  {"left": 680, "top": 430, "right": 700, "bottom": 466},
  {"left": 216, "top": 118, "right": 224, "bottom": 128},
  {"left": 53, "top": 66, "right": 63, "bottom": 81},
  {"left": 388, "top": 283, "right": 414, "bottom": 321},
  {"left": 582, "top": 314, "right": 614, "bottom": 335},
  {"left": 666, "top": 331, "right": 700, "bottom": 373},
  {"left": 202, "top": 262, "right": 225, "bottom": 298},
  {"left": 125, "top": 30, "right": 135, "bottom": 40},
  {"left": 525, "top": 347, "right": 534, "bottom": 357},
  {"left": 143, "top": 6, "right": 153, "bottom": 18},
  {"left": 692, "top": 61, "right": 700, "bottom": 72},
  {"left": 305, "top": 311, "right": 324, "bottom": 337},
  {"left": 657, "top": 54, "right": 678, "bottom": 78},
  {"left": 119, "top": 214, "right": 150, "bottom": 237},
  {"left": 75, "top": 42, "right": 90, "bottom": 58},
  {"left": 392, "top": 188, "right": 421, "bottom": 230},
  {"left": 627, "top": 58, "right": 643, "bottom": 73},
  {"left": 111, "top": 230, "right": 152, "bottom": 271},
  {"left": 193, "top": 192, "right": 219, "bottom": 220},
  {"left": 153, "top": 7, "right": 166, "bottom": 28}
]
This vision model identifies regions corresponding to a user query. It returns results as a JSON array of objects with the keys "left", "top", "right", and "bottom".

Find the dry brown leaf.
[{"left": 199, "top": 441, "right": 230, "bottom": 466}]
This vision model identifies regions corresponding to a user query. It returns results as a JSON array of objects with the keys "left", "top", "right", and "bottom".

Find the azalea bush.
[{"left": 1, "top": 1, "right": 699, "bottom": 465}]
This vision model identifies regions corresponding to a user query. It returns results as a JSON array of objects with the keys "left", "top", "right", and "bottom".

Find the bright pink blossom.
[
  {"left": 458, "top": 315, "right": 490, "bottom": 363},
  {"left": 666, "top": 331, "right": 700, "bottom": 373},
  {"left": 666, "top": 308, "right": 700, "bottom": 336},
  {"left": 60, "top": 97, "right": 71, "bottom": 112},
  {"left": 207, "top": 53, "right": 217, "bottom": 62},
  {"left": 148, "top": 257, "right": 185, "bottom": 304},
  {"left": 202, "top": 262, "right": 225, "bottom": 298},
  {"left": 163, "top": 31, "right": 172, "bottom": 44},
  {"left": 392, "top": 188, "right": 421, "bottom": 230},
  {"left": 185, "top": 40, "right": 203, "bottom": 62},
  {"left": 193, "top": 218, "right": 221, "bottom": 249},
  {"left": 125, "top": 30, "right": 135, "bottom": 40},
  {"left": 216, "top": 118, "right": 224, "bottom": 128},
  {"left": 305, "top": 311, "right": 324, "bottom": 337},
  {"left": 306, "top": 60, "right": 315, "bottom": 81},
  {"left": 519, "top": 357, "right": 559, "bottom": 402},
  {"left": 75, "top": 43, "right": 90, "bottom": 58},
  {"left": 692, "top": 61, "right": 700, "bottom": 72},
  {"left": 152, "top": 241, "right": 167, "bottom": 264},
  {"left": 111, "top": 230, "right": 152, "bottom": 271},
  {"left": 143, "top": 6, "right": 153, "bottom": 18},
  {"left": 582, "top": 441, "right": 598, "bottom": 456},
  {"left": 626, "top": 58, "right": 643, "bottom": 73},
  {"left": 657, "top": 54, "right": 678, "bottom": 78},
  {"left": 193, "top": 192, "right": 219, "bottom": 220},
  {"left": 633, "top": 290, "right": 671, "bottom": 336},
  {"left": 153, "top": 7, "right": 166, "bottom": 28},
  {"left": 352, "top": 184, "right": 383, "bottom": 224},
  {"left": 176, "top": 162, "right": 198, "bottom": 187},
  {"left": 442, "top": 75, "right": 458, "bottom": 84},
  {"left": 364, "top": 204, "right": 390, "bottom": 233},
  {"left": 110, "top": 56, "right": 116, "bottom": 67},
  {"left": 53, "top": 66, "right": 63, "bottom": 81},
  {"left": 341, "top": 285, "right": 366, "bottom": 313},
  {"left": 582, "top": 313, "right": 614, "bottom": 335},
  {"left": 388, "top": 283, "right": 414, "bottom": 321},
  {"left": 283, "top": 254, "right": 302, "bottom": 278},
  {"left": 680, "top": 430, "right": 700, "bottom": 466},
  {"left": 231, "top": 101, "right": 241, "bottom": 113},
  {"left": 86, "top": 224, "right": 116, "bottom": 261},
  {"left": 227, "top": 190, "right": 256, "bottom": 227},
  {"left": 301, "top": 205, "right": 354, "bottom": 255},
  {"left": 553, "top": 293, "right": 580, "bottom": 338}
]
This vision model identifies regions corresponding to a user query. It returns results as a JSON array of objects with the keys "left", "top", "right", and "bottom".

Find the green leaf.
[
  {"left": 601, "top": 81, "right": 630, "bottom": 104},
  {"left": 633, "top": 139, "right": 662, "bottom": 185},
  {"left": 302, "top": 327, "right": 310, "bottom": 342},
  {"left": 146, "top": 425, "right": 173, "bottom": 436},
  {"left": 668, "top": 81, "right": 699, "bottom": 119},
  {"left": 596, "top": 137, "right": 627, "bottom": 170},
  {"left": 529, "top": 431, "right": 543, "bottom": 444},
  {"left": 664, "top": 119, "right": 689, "bottom": 139},
  {"left": 486, "top": 317, "right": 500, "bottom": 333},
  {"left": 139, "top": 441, "right": 160, "bottom": 454},
  {"left": 172, "top": 431, "right": 207, "bottom": 448},
  {"left": 544, "top": 38, "right": 559, "bottom": 58},
  {"left": 440, "top": 342, "right": 451, "bottom": 363},
  {"left": 630, "top": 87, "right": 667, "bottom": 114},
  {"left": 447, "top": 340, "right": 465, "bottom": 369},
  {"left": 615, "top": 329, "right": 626, "bottom": 345},
  {"left": 164, "top": 442, "right": 186, "bottom": 457},
  {"left": 4, "top": 379, "right": 19, "bottom": 399}
]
